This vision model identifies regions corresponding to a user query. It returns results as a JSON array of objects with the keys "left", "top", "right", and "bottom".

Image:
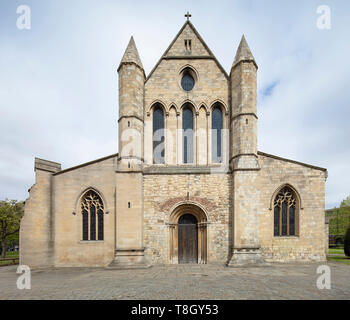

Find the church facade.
[{"left": 20, "top": 18, "right": 328, "bottom": 268}]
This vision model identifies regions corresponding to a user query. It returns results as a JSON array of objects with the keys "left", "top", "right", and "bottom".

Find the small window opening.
[
  {"left": 128, "top": 202, "right": 131, "bottom": 208},
  {"left": 128, "top": 162, "right": 130, "bottom": 168},
  {"left": 246, "top": 119, "right": 248, "bottom": 125},
  {"left": 128, "top": 121, "right": 130, "bottom": 127},
  {"left": 184, "top": 39, "right": 192, "bottom": 51}
]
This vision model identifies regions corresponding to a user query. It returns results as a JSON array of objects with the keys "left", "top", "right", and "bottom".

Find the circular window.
[{"left": 181, "top": 72, "right": 195, "bottom": 91}]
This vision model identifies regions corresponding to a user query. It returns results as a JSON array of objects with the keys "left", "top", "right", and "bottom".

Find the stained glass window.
[
  {"left": 181, "top": 73, "right": 195, "bottom": 91},
  {"left": 98, "top": 209, "right": 104, "bottom": 241},
  {"left": 90, "top": 205, "right": 96, "bottom": 240},
  {"left": 183, "top": 106, "right": 194, "bottom": 163},
  {"left": 211, "top": 106, "right": 223, "bottom": 163},
  {"left": 289, "top": 206, "right": 295, "bottom": 236},
  {"left": 273, "top": 187, "right": 298, "bottom": 237},
  {"left": 82, "top": 209, "right": 88, "bottom": 241},
  {"left": 81, "top": 190, "right": 104, "bottom": 241},
  {"left": 153, "top": 105, "right": 165, "bottom": 164}
]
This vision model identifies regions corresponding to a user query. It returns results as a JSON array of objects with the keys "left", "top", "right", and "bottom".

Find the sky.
[{"left": 0, "top": 0, "right": 349, "bottom": 209}]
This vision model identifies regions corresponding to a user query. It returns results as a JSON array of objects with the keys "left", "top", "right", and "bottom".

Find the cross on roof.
[{"left": 185, "top": 11, "right": 191, "bottom": 21}]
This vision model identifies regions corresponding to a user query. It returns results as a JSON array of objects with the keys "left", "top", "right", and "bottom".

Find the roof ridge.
[
  {"left": 257, "top": 151, "right": 327, "bottom": 172},
  {"left": 53, "top": 153, "right": 119, "bottom": 176}
]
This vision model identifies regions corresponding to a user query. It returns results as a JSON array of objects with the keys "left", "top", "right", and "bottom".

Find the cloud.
[{"left": 0, "top": 0, "right": 349, "bottom": 208}]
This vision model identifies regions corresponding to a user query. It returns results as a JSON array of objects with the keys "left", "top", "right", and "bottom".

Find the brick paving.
[{"left": 0, "top": 262, "right": 349, "bottom": 300}]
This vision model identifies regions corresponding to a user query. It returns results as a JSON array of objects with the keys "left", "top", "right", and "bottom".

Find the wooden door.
[{"left": 178, "top": 214, "right": 198, "bottom": 264}]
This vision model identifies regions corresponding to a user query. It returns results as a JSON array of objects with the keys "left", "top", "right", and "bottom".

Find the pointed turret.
[
  {"left": 229, "top": 33, "right": 259, "bottom": 169},
  {"left": 228, "top": 34, "right": 265, "bottom": 268},
  {"left": 112, "top": 35, "right": 148, "bottom": 269},
  {"left": 232, "top": 35, "right": 257, "bottom": 69},
  {"left": 117, "top": 35, "right": 145, "bottom": 168},
  {"left": 118, "top": 36, "right": 144, "bottom": 72}
]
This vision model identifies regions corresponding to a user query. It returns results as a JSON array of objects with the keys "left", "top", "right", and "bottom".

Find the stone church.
[{"left": 20, "top": 16, "right": 328, "bottom": 268}]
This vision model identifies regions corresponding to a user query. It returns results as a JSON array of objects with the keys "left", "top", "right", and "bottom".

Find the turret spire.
[
  {"left": 118, "top": 36, "right": 144, "bottom": 71},
  {"left": 232, "top": 35, "right": 257, "bottom": 69}
]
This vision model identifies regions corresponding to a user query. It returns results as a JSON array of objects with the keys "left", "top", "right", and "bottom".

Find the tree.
[
  {"left": 328, "top": 196, "right": 350, "bottom": 237},
  {"left": 345, "top": 227, "right": 350, "bottom": 257},
  {"left": 340, "top": 195, "right": 350, "bottom": 208},
  {"left": 0, "top": 200, "right": 24, "bottom": 258}
]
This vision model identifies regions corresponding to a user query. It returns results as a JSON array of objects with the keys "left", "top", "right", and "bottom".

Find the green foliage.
[
  {"left": 327, "top": 255, "right": 350, "bottom": 265},
  {"left": 341, "top": 195, "right": 350, "bottom": 208},
  {"left": 0, "top": 199, "right": 24, "bottom": 257},
  {"left": 327, "top": 208, "right": 350, "bottom": 235},
  {"left": 345, "top": 227, "right": 350, "bottom": 257},
  {"left": 328, "top": 248, "right": 344, "bottom": 255},
  {"left": 326, "top": 195, "right": 350, "bottom": 236},
  {"left": 3, "top": 251, "right": 19, "bottom": 258}
]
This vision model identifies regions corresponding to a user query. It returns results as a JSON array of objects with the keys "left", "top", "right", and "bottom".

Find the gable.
[
  {"left": 146, "top": 21, "right": 228, "bottom": 82},
  {"left": 165, "top": 23, "right": 210, "bottom": 57}
]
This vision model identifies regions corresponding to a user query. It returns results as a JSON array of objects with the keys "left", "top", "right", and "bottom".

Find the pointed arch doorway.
[{"left": 168, "top": 202, "right": 208, "bottom": 264}]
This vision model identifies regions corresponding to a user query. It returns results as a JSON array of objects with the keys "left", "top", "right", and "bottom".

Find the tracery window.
[
  {"left": 273, "top": 187, "right": 298, "bottom": 237},
  {"left": 153, "top": 104, "right": 165, "bottom": 164},
  {"left": 81, "top": 190, "right": 104, "bottom": 241},
  {"left": 211, "top": 106, "right": 223, "bottom": 163},
  {"left": 183, "top": 105, "right": 194, "bottom": 163}
]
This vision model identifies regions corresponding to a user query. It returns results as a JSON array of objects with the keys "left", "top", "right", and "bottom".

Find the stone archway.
[{"left": 168, "top": 202, "right": 208, "bottom": 264}]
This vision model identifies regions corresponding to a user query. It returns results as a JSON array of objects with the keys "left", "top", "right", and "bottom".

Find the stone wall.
[
  {"left": 144, "top": 23, "right": 229, "bottom": 166},
  {"left": 20, "top": 170, "right": 53, "bottom": 267},
  {"left": 20, "top": 159, "right": 61, "bottom": 268},
  {"left": 144, "top": 57, "right": 229, "bottom": 166},
  {"left": 143, "top": 173, "right": 231, "bottom": 264},
  {"left": 166, "top": 24, "right": 210, "bottom": 57},
  {"left": 51, "top": 156, "right": 117, "bottom": 267},
  {"left": 232, "top": 170, "right": 261, "bottom": 249},
  {"left": 257, "top": 153, "right": 327, "bottom": 262}
]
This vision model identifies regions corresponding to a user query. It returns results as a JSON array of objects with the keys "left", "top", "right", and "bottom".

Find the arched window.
[
  {"left": 181, "top": 72, "right": 195, "bottom": 91},
  {"left": 211, "top": 106, "right": 223, "bottom": 163},
  {"left": 153, "top": 105, "right": 165, "bottom": 164},
  {"left": 180, "top": 68, "right": 196, "bottom": 92},
  {"left": 182, "top": 105, "right": 194, "bottom": 163},
  {"left": 81, "top": 190, "right": 104, "bottom": 241},
  {"left": 273, "top": 187, "right": 298, "bottom": 237}
]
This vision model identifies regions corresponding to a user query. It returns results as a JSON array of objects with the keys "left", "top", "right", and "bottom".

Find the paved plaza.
[{"left": 0, "top": 262, "right": 349, "bottom": 300}]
